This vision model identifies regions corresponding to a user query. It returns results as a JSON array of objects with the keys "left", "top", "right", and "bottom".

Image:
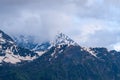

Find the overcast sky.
[{"left": 0, "top": 0, "right": 120, "bottom": 51}]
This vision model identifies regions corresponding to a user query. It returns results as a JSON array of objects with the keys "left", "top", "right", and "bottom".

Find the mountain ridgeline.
[{"left": 0, "top": 30, "right": 120, "bottom": 80}]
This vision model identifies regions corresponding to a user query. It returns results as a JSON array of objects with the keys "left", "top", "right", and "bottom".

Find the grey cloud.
[{"left": 0, "top": 0, "right": 120, "bottom": 50}]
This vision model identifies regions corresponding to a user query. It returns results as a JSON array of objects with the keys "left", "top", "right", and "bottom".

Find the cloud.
[
  {"left": 0, "top": 0, "right": 120, "bottom": 50},
  {"left": 80, "top": 22, "right": 103, "bottom": 41},
  {"left": 111, "top": 43, "right": 120, "bottom": 51}
]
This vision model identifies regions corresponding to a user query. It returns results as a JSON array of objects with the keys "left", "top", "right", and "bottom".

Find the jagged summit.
[
  {"left": 13, "top": 32, "right": 78, "bottom": 52},
  {"left": 50, "top": 32, "right": 78, "bottom": 46},
  {"left": 0, "top": 30, "right": 118, "bottom": 65}
]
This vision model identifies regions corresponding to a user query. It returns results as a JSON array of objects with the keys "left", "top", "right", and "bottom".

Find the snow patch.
[
  {"left": 0, "top": 56, "right": 4, "bottom": 63},
  {"left": 83, "top": 47, "right": 97, "bottom": 57},
  {"left": 3, "top": 54, "right": 21, "bottom": 64},
  {"left": 51, "top": 51, "right": 56, "bottom": 57},
  {"left": 36, "top": 51, "right": 45, "bottom": 56},
  {"left": 0, "top": 38, "right": 6, "bottom": 44},
  {"left": 18, "top": 55, "right": 37, "bottom": 61}
]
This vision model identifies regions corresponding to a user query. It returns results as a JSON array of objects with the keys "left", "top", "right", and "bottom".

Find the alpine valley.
[{"left": 0, "top": 30, "right": 120, "bottom": 80}]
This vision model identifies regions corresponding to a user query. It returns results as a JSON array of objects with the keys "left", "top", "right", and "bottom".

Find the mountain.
[
  {"left": 13, "top": 35, "right": 51, "bottom": 52},
  {"left": 0, "top": 30, "right": 38, "bottom": 64},
  {"left": 13, "top": 32, "right": 78, "bottom": 51},
  {"left": 0, "top": 31, "right": 78, "bottom": 64},
  {"left": 1, "top": 30, "right": 120, "bottom": 80}
]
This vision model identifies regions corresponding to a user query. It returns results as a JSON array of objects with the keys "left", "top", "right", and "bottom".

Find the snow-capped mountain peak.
[
  {"left": 10, "top": 32, "right": 79, "bottom": 61},
  {"left": 0, "top": 30, "right": 39, "bottom": 64},
  {"left": 0, "top": 30, "right": 118, "bottom": 65},
  {"left": 50, "top": 32, "right": 78, "bottom": 46},
  {"left": 13, "top": 32, "right": 78, "bottom": 52}
]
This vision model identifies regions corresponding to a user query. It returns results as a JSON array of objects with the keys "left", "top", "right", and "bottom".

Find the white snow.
[
  {"left": 9, "top": 41, "right": 14, "bottom": 44},
  {"left": 2, "top": 48, "right": 20, "bottom": 64},
  {"left": 51, "top": 51, "right": 56, "bottom": 57},
  {"left": 59, "top": 50, "right": 63, "bottom": 53},
  {"left": 0, "top": 45, "right": 2, "bottom": 50},
  {"left": 0, "top": 56, "right": 4, "bottom": 63},
  {"left": 0, "top": 38, "right": 6, "bottom": 44},
  {"left": 50, "top": 33, "right": 78, "bottom": 47},
  {"left": 36, "top": 51, "right": 45, "bottom": 56},
  {"left": 0, "top": 33, "right": 6, "bottom": 44},
  {"left": 3, "top": 53, "right": 21, "bottom": 64},
  {"left": 18, "top": 55, "right": 37, "bottom": 61},
  {"left": 5, "top": 48, "right": 12, "bottom": 54},
  {"left": 32, "top": 44, "right": 39, "bottom": 51},
  {"left": 83, "top": 47, "right": 97, "bottom": 57},
  {"left": 0, "top": 47, "right": 38, "bottom": 64}
]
